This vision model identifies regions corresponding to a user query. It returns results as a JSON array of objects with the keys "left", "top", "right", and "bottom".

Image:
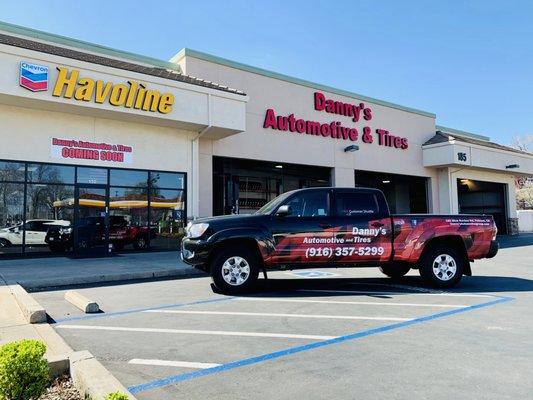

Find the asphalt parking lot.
[{"left": 33, "top": 236, "right": 532, "bottom": 400}]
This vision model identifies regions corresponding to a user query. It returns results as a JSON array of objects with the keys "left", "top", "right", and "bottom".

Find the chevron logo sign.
[{"left": 19, "top": 61, "right": 49, "bottom": 92}]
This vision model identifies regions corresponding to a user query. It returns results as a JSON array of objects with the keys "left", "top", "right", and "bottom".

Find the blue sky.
[{"left": 1, "top": 0, "right": 532, "bottom": 145}]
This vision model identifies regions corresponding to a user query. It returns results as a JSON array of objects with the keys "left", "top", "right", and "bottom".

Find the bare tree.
[
  {"left": 511, "top": 134, "right": 533, "bottom": 152},
  {"left": 511, "top": 135, "right": 533, "bottom": 210}
]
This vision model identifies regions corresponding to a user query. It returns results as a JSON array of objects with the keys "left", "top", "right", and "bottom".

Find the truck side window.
[
  {"left": 284, "top": 191, "right": 328, "bottom": 217},
  {"left": 335, "top": 192, "right": 378, "bottom": 216}
]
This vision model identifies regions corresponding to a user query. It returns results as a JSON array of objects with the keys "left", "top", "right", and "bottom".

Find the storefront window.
[
  {"left": 25, "top": 184, "right": 74, "bottom": 254},
  {"left": 150, "top": 189, "right": 185, "bottom": 250},
  {"left": 0, "top": 183, "right": 25, "bottom": 255},
  {"left": 27, "top": 164, "right": 75, "bottom": 184},
  {"left": 109, "top": 187, "right": 149, "bottom": 251},
  {"left": 110, "top": 169, "right": 148, "bottom": 188},
  {"left": 0, "top": 160, "right": 186, "bottom": 257},
  {"left": 0, "top": 161, "right": 25, "bottom": 182},
  {"left": 77, "top": 167, "right": 108, "bottom": 185},
  {"left": 150, "top": 172, "right": 185, "bottom": 190}
]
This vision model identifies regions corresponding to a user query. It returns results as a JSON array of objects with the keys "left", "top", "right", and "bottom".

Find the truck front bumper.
[
  {"left": 486, "top": 240, "right": 499, "bottom": 258},
  {"left": 181, "top": 237, "right": 212, "bottom": 266}
]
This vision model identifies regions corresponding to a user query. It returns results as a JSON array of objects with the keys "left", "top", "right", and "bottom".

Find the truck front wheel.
[
  {"left": 379, "top": 264, "right": 410, "bottom": 279},
  {"left": 210, "top": 246, "right": 259, "bottom": 294},
  {"left": 419, "top": 245, "right": 465, "bottom": 288}
]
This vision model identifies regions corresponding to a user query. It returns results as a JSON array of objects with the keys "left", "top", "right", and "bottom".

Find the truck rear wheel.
[
  {"left": 419, "top": 245, "right": 465, "bottom": 288},
  {"left": 379, "top": 264, "right": 410, "bottom": 279},
  {"left": 210, "top": 246, "right": 259, "bottom": 294}
]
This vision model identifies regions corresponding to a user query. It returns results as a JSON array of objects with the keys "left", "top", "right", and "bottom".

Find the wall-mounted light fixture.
[
  {"left": 505, "top": 164, "right": 520, "bottom": 169},
  {"left": 382, "top": 180, "right": 391, "bottom": 184},
  {"left": 344, "top": 145, "right": 359, "bottom": 152},
  {"left": 275, "top": 165, "right": 283, "bottom": 169}
]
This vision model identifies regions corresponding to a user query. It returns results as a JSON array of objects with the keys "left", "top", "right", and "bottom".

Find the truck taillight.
[{"left": 492, "top": 225, "right": 498, "bottom": 241}]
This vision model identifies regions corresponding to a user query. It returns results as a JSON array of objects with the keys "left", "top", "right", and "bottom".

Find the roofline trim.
[
  {"left": 435, "top": 125, "right": 490, "bottom": 142},
  {"left": 423, "top": 140, "right": 533, "bottom": 159},
  {"left": 0, "top": 20, "right": 182, "bottom": 73},
  {"left": 173, "top": 48, "right": 437, "bottom": 119}
]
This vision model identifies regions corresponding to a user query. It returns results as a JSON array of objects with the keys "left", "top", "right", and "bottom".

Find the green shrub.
[
  {"left": 105, "top": 392, "right": 129, "bottom": 400},
  {"left": 0, "top": 339, "right": 49, "bottom": 400}
]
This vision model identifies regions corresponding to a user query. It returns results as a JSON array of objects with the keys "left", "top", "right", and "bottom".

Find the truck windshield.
[{"left": 255, "top": 191, "right": 295, "bottom": 215}]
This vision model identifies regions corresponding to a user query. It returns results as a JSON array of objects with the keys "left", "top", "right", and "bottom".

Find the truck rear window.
[{"left": 335, "top": 192, "right": 378, "bottom": 216}]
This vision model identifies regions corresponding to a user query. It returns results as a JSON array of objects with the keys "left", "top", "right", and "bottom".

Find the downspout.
[{"left": 189, "top": 94, "right": 212, "bottom": 220}]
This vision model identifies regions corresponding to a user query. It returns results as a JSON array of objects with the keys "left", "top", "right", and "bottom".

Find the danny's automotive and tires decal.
[
  {"left": 265, "top": 215, "right": 495, "bottom": 266},
  {"left": 267, "top": 218, "right": 393, "bottom": 264}
]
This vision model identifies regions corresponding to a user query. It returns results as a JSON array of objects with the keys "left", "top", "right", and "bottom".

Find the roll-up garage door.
[{"left": 457, "top": 179, "right": 507, "bottom": 234}]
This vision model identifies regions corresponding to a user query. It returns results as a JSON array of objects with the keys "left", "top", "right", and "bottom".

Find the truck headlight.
[{"left": 186, "top": 222, "right": 209, "bottom": 239}]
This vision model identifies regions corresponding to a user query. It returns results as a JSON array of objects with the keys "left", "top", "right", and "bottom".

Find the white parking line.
[
  {"left": 129, "top": 359, "right": 220, "bottom": 369},
  {"left": 347, "top": 282, "right": 493, "bottom": 297},
  {"left": 236, "top": 297, "right": 468, "bottom": 308},
  {"left": 144, "top": 309, "right": 412, "bottom": 322},
  {"left": 296, "top": 289, "right": 492, "bottom": 298},
  {"left": 56, "top": 324, "right": 335, "bottom": 340}
]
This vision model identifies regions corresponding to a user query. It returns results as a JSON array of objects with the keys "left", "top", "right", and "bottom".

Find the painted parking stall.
[{"left": 41, "top": 272, "right": 512, "bottom": 398}]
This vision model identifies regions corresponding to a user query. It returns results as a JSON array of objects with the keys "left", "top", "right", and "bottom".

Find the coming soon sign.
[{"left": 50, "top": 138, "right": 133, "bottom": 164}]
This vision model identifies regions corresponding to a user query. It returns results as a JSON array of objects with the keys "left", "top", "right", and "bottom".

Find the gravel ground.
[{"left": 39, "top": 375, "right": 82, "bottom": 400}]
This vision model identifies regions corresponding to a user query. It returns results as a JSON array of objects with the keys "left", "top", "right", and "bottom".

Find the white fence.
[{"left": 517, "top": 210, "right": 533, "bottom": 232}]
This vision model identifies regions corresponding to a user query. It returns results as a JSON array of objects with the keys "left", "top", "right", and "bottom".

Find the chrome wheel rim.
[
  {"left": 432, "top": 254, "right": 457, "bottom": 281},
  {"left": 222, "top": 256, "right": 250, "bottom": 286}
]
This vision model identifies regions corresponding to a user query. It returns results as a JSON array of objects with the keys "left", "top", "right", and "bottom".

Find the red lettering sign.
[
  {"left": 263, "top": 92, "right": 408, "bottom": 150},
  {"left": 51, "top": 138, "right": 134, "bottom": 163}
]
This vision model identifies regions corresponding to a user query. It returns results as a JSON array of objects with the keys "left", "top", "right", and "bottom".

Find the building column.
[
  {"left": 332, "top": 167, "right": 355, "bottom": 187},
  {"left": 436, "top": 168, "right": 453, "bottom": 214}
]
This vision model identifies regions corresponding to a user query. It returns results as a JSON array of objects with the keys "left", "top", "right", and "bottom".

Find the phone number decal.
[{"left": 305, "top": 246, "right": 385, "bottom": 258}]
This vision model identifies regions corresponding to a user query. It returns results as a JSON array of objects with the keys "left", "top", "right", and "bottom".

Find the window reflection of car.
[
  {"left": 45, "top": 216, "right": 156, "bottom": 252},
  {"left": 0, "top": 219, "right": 70, "bottom": 248}
]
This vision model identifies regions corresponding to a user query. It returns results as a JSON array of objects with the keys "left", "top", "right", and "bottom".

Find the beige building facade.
[{"left": 0, "top": 21, "right": 531, "bottom": 258}]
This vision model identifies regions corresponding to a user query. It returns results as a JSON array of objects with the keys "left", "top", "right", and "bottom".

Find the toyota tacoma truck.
[{"left": 181, "top": 187, "right": 499, "bottom": 293}]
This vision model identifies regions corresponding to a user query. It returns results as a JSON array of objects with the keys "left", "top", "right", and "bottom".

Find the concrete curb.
[
  {"left": 10, "top": 284, "right": 47, "bottom": 323},
  {"left": 65, "top": 290, "right": 100, "bottom": 313},
  {"left": 19, "top": 267, "right": 204, "bottom": 290},
  {"left": 46, "top": 353, "right": 70, "bottom": 379},
  {"left": 70, "top": 350, "right": 137, "bottom": 400},
  {"left": 2, "top": 284, "right": 138, "bottom": 399}
]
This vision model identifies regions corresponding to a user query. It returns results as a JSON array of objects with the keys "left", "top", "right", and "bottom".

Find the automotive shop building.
[{"left": 0, "top": 21, "right": 531, "bottom": 257}]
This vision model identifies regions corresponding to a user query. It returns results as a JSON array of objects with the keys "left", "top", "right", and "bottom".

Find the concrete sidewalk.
[
  {"left": 0, "top": 285, "right": 72, "bottom": 356},
  {"left": 0, "top": 251, "right": 203, "bottom": 290}
]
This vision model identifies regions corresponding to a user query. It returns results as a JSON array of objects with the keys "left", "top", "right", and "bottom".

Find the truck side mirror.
[{"left": 276, "top": 205, "right": 292, "bottom": 217}]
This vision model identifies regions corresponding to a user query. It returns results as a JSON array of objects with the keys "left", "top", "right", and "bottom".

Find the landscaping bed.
[{"left": 39, "top": 375, "right": 81, "bottom": 400}]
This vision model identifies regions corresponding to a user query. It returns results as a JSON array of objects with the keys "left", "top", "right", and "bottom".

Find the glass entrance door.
[{"left": 74, "top": 185, "right": 110, "bottom": 256}]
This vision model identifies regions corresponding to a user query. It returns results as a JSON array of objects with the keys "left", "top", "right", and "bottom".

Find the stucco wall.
[
  {"left": 0, "top": 103, "right": 195, "bottom": 215},
  {"left": 181, "top": 56, "right": 440, "bottom": 216}
]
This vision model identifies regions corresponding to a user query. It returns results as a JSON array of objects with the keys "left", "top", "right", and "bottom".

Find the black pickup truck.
[{"left": 181, "top": 187, "right": 498, "bottom": 294}]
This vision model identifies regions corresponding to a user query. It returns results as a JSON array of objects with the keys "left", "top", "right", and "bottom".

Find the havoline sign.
[
  {"left": 18, "top": 61, "right": 175, "bottom": 114},
  {"left": 52, "top": 67, "right": 174, "bottom": 114}
]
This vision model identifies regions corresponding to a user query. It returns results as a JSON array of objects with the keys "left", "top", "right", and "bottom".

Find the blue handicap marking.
[{"left": 289, "top": 270, "right": 338, "bottom": 278}]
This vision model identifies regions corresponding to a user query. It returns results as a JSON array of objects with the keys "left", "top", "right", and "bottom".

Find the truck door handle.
[
  {"left": 371, "top": 222, "right": 384, "bottom": 228},
  {"left": 319, "top": 223, "right": 332, "bottom": 229}
]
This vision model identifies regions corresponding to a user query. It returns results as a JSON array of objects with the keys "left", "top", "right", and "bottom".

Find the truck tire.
[
  {"left": 419, "top": 245, "right": 465, "bottom": 288},
  {"left": 210, "top": 245, "right": 259, "bottom": 294},
  {"left": 380, "top": 264, "right": 410, "bottom": 279},
  {"left": 0, "top": 239, "right": 11, "bottom": 248}
]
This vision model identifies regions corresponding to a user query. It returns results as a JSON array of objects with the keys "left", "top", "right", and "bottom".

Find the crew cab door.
[
  {"left": 268, "top": 189, "right": 333, "bottom": 264},
  {"left": 328, "top": 189, "right": 393, "bottom": 262}
]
